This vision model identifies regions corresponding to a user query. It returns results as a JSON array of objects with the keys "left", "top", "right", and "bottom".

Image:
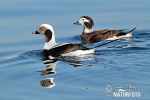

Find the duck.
[
  {"left": 74, "top": 16, "right": 136, "bottom": 43},
  {"left": 32, "top": 24, "right": 117, "bottom": 59}
]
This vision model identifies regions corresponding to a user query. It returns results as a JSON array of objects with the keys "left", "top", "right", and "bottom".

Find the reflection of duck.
[
  {"left": 74, "top": 16, "right": 136, "bottom": 43},
  {"left": 38, "top": 54, "right": 97, "bottom": 76},
  {"left": 40, "top": 78, "right": 55, "bottom": 88},
  {"left": 38, "top": 58, "right": 93, "bottom": 78},
  {"left": 37, "top": 60, "right": 58, "bottom": 76},
  {"left": 38, "top": 60, "right": 57, "bottom": 88},
  {"left": 32, "top": 24, "right": 117, "bottom": 59},
  {"left": 38, "top": 55, "right": 98, "bottom": 88}
]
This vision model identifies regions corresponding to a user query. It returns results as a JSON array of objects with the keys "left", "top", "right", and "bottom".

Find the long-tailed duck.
[
  {"left": 32, "top": 24, "right": 117, "bottom": 59},
  {"left": 74, "top": 16, "right": 136, "bottom": 43}
]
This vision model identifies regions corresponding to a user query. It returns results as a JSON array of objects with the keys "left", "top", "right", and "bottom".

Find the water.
[{"left": 0, "top": 0, "right": 150, "bottom": 100}]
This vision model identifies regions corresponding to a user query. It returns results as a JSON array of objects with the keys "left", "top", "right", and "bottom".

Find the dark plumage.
[{"left": 43, "top": 44, "right": 88, "bottom": 57}]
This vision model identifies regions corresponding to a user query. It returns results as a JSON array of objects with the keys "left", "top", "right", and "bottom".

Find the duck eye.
[{"left": 40, "top": 27, "right": 45, "bottom": 31}]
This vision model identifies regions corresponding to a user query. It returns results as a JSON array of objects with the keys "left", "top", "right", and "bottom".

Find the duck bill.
[
  {"left": 74, "top": 21, "right": 81, "bottom": 25},
  {"left": 32, "top": 31, "right": 40, "bottom": 34}
]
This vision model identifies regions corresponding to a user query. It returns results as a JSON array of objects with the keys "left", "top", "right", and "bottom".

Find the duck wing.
[
  {"left": 43, "top": 44, "right": 87, "bottom": 57},
  {"left": 82, "top": 29, "right": 124, "bottom": 43}
]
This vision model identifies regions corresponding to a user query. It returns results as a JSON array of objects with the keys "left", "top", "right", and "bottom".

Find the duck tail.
[{"left": 128, "top": 27, "right": 137, "bottom": 34}]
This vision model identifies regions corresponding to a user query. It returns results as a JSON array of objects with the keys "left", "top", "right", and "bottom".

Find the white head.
[
  {"left": 37, "top": 24, "right": 54, "bottom": 35},
  {"left": 33, "top": 24, "right": 57, "bottom": 50},
  {"left": 74, "top": 16, "right": 94, "bottom": 33},
  {"left": 77, "top": 17, "right": 91, "bottom": 25}
]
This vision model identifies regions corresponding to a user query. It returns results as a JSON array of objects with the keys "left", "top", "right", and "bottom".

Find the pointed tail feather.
[{"left": 128, "top": 27, "right": 137, "bottom": 34}]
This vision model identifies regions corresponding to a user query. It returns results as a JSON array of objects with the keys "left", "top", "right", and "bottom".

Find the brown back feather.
[{"left": 82, "top": 30, "right": 123, "bottom": 43}]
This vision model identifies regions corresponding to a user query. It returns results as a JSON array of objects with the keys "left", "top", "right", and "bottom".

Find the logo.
[
  {"left": 106, "top": 85, "right": 112, "bottom": 92},
  {"left": 106, "top": 85, "right": 144, "bottom": 98}
]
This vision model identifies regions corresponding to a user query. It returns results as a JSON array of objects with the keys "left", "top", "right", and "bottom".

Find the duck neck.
[
  {"left": 83, "top": 26, "right": 94, "bottom": 33},
  {"left": 43, "top": 35, "right": 57, "bottom": 50}
]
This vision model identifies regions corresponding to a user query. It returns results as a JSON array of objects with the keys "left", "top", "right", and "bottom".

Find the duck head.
[
  {"left": 74, "top": 16, "right": 94, "bottom": 33},
  {"left": 33, "top": 24, "right": 57, "bottom": 50}
]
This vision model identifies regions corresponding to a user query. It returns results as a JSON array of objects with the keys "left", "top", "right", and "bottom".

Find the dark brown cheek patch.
[
  {"left": 45, "top": 29, "right": 52, "bottom": 42},
  {"left": 84, "top": 22, "right": 93, "bottom": 29}
]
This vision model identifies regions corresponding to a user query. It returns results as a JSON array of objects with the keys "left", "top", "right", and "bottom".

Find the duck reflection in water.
[
  {"left": 38, "top": 59, "right": 57, "bottom": 88},
  {"left": 38, "top": 54, "right": 99, "bottom": 88},
  {"left": 40, "top": 78, "right": 55, "bottom": 88},
  {"left": 38, "top": 59, "right": 58, "bottom": 76}
]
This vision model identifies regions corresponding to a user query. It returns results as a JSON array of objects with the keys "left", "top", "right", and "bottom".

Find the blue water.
[{"left": 0, "top": 0, "right": 150, "bottom": 100}]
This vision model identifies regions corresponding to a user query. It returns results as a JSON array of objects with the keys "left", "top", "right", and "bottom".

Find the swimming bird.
[
  {"left": 32, "top": 24, "right": 117, "bottom": 59},
  {"left": 74, "top": 16, "right": 136, "bottom": 43}
]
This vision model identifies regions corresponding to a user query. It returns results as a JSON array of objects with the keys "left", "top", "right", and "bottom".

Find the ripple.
[
  {"left": 19, "top": 50, "right": 43, "bottom": 60},
  {"left": 108, "top": 44, "right": 137, "bottom": 48},
  {"left": 19, "top": 49, "right": 100, "bottom": 68}
]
